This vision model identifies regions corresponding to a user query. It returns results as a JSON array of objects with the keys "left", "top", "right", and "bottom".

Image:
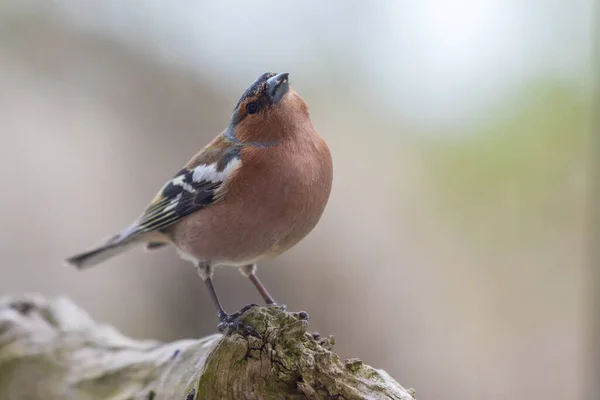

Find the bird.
[{"left": 66, "top": 72, "right": 333, "bottom": 333}]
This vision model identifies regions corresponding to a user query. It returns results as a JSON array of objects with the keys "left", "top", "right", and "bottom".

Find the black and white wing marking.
[{"left": 130, "top": 156, "right": 241, "bottom": 235}]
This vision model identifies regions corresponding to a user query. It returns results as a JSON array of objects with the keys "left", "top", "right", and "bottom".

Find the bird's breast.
[
  {"left": 170, "top": 135, "right": 332, "bottom": 265},
  {"left": 236, "top": 138, "right": 332, "bottom": 249}
]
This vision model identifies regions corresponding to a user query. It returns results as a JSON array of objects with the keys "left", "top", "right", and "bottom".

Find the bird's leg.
[
  {"left": 197, "top": 262, "right": 259, "bottom": 336},
  {"left": 239, "top": 264, "right": 285, "bottom": 310},
  {"left": 199, "top": 265, "right": 226, "bottom": 318}
]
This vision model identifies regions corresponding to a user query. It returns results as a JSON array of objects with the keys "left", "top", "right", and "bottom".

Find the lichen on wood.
[{"left": 0, "top": 294, "right": 415, "bottom": 400}]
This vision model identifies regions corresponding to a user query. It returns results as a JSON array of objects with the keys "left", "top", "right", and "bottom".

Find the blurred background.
[{"left": 0, "top": 1, "right": 596, "bottom": 399}]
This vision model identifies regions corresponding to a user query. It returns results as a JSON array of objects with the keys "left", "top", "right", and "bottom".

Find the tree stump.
[{"left": 0, "top": 294, "right": 415, "bottom": 399}]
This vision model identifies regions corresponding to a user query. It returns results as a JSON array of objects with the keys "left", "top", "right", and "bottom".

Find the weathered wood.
[{"left": 0, "top": 294, "right": 415, "bottom": 400}]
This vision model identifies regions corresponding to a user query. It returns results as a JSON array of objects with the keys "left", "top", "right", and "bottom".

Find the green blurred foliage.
[{"left": 421, "top": 80, "right": 591, "bottom": 249}]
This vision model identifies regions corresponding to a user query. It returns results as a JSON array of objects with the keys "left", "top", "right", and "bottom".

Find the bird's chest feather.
[
  {"left": 235, "top": 145, "right": 329, "bottom": 226},
  {"left": 170, "top": 138, "right": 332, "bottom": 264}
]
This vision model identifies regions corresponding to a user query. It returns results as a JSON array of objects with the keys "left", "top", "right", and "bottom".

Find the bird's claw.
[
  {"left": 268, "top": 303, "right": 286, "bottom": 311},
  {"left": 218, "top": 319, "right": 260, "bottom": 337},
  {"left": 217, "top": 304, "right": 260, "bottom": 337}
]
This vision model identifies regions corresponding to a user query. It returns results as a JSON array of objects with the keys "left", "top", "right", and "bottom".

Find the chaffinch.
[{"left": 66, "top": 72, "right": 333, "bottom": 333}]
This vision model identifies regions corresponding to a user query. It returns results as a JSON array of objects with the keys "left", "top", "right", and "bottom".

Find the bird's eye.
[{"left": 246, "top": 102, "right": 259, "bottom": 114}]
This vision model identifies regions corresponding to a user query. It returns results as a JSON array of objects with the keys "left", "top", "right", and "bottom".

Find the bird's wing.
[{"left": 126, "top": 135, "right": 242, "bottom": 238}]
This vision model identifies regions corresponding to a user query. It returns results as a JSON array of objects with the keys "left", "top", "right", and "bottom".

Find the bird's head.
[{"left": 227, "top": 72, "right": 310, "bottom": 146}]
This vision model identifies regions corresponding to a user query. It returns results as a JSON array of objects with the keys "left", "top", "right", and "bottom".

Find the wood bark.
[{"left": 0, "top": 294, "right": 415, "bottom": 400}]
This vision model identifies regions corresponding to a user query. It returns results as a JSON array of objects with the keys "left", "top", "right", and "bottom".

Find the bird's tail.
[{"left": 65, "top": 232, "right": 139, "bottom": 270}]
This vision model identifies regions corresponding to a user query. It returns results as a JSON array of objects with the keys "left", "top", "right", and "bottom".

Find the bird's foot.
[
  {"left": 217, "top": 304, "right": 260, "bottom": 337},
  {"left": 267, "top": 303, "right": 286, "bottom": 311}
]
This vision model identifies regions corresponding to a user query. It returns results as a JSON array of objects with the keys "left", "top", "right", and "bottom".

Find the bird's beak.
[{"left": 266, "top": 73, "right": 289, "bottom": 104}]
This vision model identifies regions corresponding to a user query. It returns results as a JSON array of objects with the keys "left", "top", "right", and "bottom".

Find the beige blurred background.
[{"left": 0, "top": 1, "right": 597, "bottom": 399}]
